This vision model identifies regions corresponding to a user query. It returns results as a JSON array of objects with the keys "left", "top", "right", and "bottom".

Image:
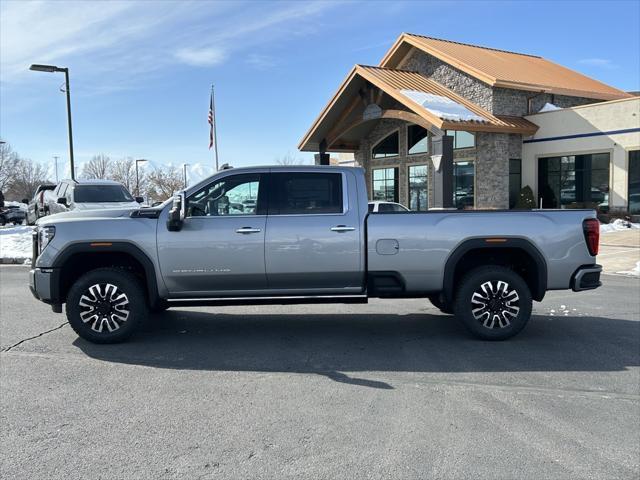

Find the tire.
[
  {"left": 428, "top": 294, "right": 453, "bottom": 314},
  {"left": 149, "top": 300, "right": 169, "bottom": 314},
  {"left": 66, "top": 268, "right": 148, "bottom": 343},
  {"left": 453, "top": 265, "right": 532, "bottom": 341}
]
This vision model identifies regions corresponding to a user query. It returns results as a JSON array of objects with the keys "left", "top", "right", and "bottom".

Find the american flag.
[{"left": 208, "top": 91, "right": 214, "bottom": 149}]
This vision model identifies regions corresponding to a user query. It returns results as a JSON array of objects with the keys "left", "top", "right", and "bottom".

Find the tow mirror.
[
  {"left": 166, "top": 192, "right": 186, "bottom": 231},
  {"left": 57, "top": 197, "right": 67, "bottom": 206}
]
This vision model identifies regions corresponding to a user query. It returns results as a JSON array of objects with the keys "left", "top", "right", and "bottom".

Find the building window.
[
  {"left": 538, "top": 153, "right": 610, "bottom": 212},
  {"left": 408, "top": 125, "right": 428, "bottom": 155},
  {"left": 372, "top": 168, "right": 398, "bottom": 202},
  {"left": 629, "top": 150, "right": 640, "bottom": 214},
  {"left": 509, "top": 158, "right": 522, "bottom": 209},
  {"left": 453, "top": 161, "right": 475, "bottom": 209},
  {"left": 445, "top": 130, "right": 475, "bottom": 149},
  {"left": 408, "top": 165, "right": 428, "bottom": 211},
  {"left": 372, "top": 131, "right": 399, "bottom": 158}
]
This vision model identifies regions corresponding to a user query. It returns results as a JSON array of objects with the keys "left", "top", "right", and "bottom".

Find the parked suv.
[
  {"left": 26, "top": 183, "right": 56, "bottom": 225},
  {"left": 46, "top": 179, "right": 142, "bottom": 215}
]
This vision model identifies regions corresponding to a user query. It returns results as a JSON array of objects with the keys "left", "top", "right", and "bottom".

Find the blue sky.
[{"left": 1, "top": 0, "right": 639, "bottom": 180}]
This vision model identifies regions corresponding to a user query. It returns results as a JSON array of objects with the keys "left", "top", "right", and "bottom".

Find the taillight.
[{"left": 583, "top": 218, "right": 600, "bottom": 256}]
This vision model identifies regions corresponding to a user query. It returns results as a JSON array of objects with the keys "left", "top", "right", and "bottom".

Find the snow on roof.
[
  {"left": 400, "top": 89, "right": 485, "bottom": 122},
  {"left": 538, "top": 103, "right": 561, "bottom": 112}
]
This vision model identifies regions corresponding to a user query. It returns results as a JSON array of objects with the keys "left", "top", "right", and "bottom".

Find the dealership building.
[{"left": 299, "top": 33, "right": 640, "bottom": 214}]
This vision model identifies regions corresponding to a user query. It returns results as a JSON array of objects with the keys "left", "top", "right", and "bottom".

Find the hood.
[
  {"left": 73, "top": 201, "right": 141, "bottom": 211},
  {"left": 37, "top": 207, "right": 138, "bottom": 225}
]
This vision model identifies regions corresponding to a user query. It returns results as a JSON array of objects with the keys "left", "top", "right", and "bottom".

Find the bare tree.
[
  {"left": 275, "top": 152, "right": 305, "bottom": 165},
  {"left": 81, "top": 154, "right": 112, "bottom": 179},
  {"left": 109, "top": 157, "right": 148, "bottom": 195},
  {"left": 0, "top": 141, "right": 20, "bottom": 193},
  {"left": 147, "top": 165, "right": 183, "bottom": 201},
  {"left": 7, "top": 158, "right": 51, "bottom": 200}
]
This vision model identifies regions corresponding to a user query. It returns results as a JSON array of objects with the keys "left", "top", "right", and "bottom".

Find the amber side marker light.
[
  {"left": 90, "top": 242, "right": 112, "bottom": 247},
  {"left": 485, "top": 238, "right": 507, "bottom": 243}
]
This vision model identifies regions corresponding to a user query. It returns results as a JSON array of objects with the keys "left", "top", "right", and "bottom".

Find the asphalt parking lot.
[{"left": 1, "top": 265, "right": 639, "bottom": 480}]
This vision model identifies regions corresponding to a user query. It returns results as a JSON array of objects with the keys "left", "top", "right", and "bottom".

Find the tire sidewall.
[
  {"left": 66, "top": 268, "right": 147, "bottom": 343},
  {"left": 454, "top": 266, "right": 532, "bottom": 341}
]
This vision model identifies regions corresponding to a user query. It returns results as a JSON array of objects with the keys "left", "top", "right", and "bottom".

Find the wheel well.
[
  {"left": 448, "top": 247, "right": 545, "bottom": 302},
  {"left": 58, "top": 252, "right": 149, "bottom": 304}
]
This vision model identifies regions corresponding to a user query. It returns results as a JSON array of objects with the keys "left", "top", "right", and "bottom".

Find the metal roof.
[
  {"left": 298, "top": 65, "right": 538, "bottom": 152},
  {"left": 380, "top": 34, "right": 632, "bottom": 101}
]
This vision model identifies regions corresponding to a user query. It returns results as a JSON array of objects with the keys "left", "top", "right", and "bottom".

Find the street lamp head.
[
  {"left": 135, "top": 158, "right": 148, "bottom": 164},
  {"left": 29, "top": 64, "right": 65, "bottom": 73}
]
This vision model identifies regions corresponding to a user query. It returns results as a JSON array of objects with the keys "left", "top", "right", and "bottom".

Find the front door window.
[{"left": 187, "top": 174, "right": 262, "bottom": 217}]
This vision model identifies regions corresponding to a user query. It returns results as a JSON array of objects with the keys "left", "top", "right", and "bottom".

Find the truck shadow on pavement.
[{"left": 74, "top": 310, "right": 640, "bottom": 389}]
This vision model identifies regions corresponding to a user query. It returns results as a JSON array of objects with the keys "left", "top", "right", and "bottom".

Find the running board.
[{"left": 166, "top": 295, "right": 369, "bottom": 307}]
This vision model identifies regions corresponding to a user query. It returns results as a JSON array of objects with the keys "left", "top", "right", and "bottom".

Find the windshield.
[{"left": 74, "top": 185, "right": 134, "bottom": 203}]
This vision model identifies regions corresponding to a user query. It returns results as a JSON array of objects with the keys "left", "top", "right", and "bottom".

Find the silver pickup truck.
[{"left": 29, "top": 165, "right": 602, "bottom": 343}]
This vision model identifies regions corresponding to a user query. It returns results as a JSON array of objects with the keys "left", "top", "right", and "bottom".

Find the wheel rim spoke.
[
  {"left": 471, "top": 280, "right": 519, "bottom": 330},
  {"left": 78, "top": 282, "right": 130, "bottom": 334}
]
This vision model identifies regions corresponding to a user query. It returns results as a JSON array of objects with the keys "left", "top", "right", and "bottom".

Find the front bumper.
[
  {"left": 29, "top": 268, "right": 54, "bottom": 302},
  {"left": 571, "top": 264, "right": 602, "bottom": 292}
]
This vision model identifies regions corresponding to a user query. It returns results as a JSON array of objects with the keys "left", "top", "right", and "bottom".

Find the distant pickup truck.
[{"left": 29, "top": 166, "right": 601, "bottom": 344}]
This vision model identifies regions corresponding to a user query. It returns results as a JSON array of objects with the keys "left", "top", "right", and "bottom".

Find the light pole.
[
  {"left": 182, "top": 163, "right": 189, "bottom": 188},
  {"left": 30, "top": 64, "right": 75, "bottom": 180},
  {"left": 53, "top": 155, "right": 59, "bottom": 182},
  {"left": 135, "top": 159, "right": 147, "bottom": 197}
]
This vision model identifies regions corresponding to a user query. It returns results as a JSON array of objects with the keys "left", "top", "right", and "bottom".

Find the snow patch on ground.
[
  {"left": 0, "top": 225, "right": 34, "bottom": 262},
  {"left": 600, "top": 218, "right": 640, "bottom": 234},
  {"left": 617, "top": 261, "right": 640, "bottom": 277}
]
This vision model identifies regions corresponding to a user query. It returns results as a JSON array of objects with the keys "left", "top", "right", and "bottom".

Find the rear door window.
[{"left": 270, "top": 172, "right": 343, "bottom": 215}]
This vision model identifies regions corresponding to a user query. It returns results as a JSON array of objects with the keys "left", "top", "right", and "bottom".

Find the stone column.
[{"left": 475, "top": 132, "right": 510, "bottom": 209}]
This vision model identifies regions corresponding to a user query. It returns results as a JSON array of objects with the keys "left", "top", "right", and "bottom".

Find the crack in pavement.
[{"left": 1, "top": 322, "right": 68, "bottom": 352}]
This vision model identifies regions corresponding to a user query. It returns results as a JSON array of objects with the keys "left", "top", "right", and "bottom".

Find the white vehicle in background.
[
  {"left": 368, "top": 201, "right": 409, "bottom": 213},
  {"left": 26, "top": 183, "right": 56, "bottom": 225},
  {"left": 46, "top": 179, "right": 143, "bottom": 216}
]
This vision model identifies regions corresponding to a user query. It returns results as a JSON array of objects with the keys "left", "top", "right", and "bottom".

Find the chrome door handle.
[
  {"left": 236, "top": 227, "right": 262, "bottom": 234},
  {"left": 330, "top": 225, "right": 355, "bottom": 232}
]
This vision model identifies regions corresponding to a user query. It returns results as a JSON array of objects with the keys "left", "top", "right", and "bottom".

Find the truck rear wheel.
[
  {"left": 454, "top": 266, "right": 532, "bottom": 341},
  {"left": 66, "top": 268, "right": 148, "bottom": 344},
  {"left": 428, "top": 294, "right": 453, "bottom": 314}
]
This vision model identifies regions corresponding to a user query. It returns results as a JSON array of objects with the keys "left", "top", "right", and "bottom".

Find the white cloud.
[
  {"left": 0, "top": 0, "right": 334, "bottom": 89},
  {"left": 174, "top": 47, "right": 227, "bottom": 67},
  {"left": 577, "top": 58, "right": 618, "bottom": 69}
]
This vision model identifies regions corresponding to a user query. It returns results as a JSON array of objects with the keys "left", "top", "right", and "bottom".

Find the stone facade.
[
  {"left": 493, "top": 88, "right": 598, "bottom": 116},
  {"left": 399, "top": 49, "right": 493, "bottom": 111},
  {"left": 475, "top": 133, "right": 510, "bottom": 209},
  {"left": 352, "top": 46, "right": 601, "bottom": 209}
]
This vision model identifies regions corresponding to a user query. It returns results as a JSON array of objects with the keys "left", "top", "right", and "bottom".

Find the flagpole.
[{"left": 212, "top": 85, "right": 219, "bottom": 171}]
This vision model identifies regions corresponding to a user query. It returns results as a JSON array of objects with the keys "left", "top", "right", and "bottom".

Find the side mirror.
[
  {"left": 135, "top": 196, "right": 144, "bottom": 204},
  {"left": 57, "top": 197, "right": 67, "bottom": 206},
  {"left": 21, "top": 198, "right": 29, "bottom": 204},
  {"left": 166, "top": 192, "right": 186, "bottom": 231}
]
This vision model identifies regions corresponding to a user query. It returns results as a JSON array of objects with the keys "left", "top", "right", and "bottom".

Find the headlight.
[{"left": 38, "top": 226, "right": 55, "bottom": 254}]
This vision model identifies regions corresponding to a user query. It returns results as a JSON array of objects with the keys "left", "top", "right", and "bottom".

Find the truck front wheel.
[
  {"left": 66, "top": 268, "right": 148, "bottom": 343},
  {"left": 454, "top": 266, "right": 532, "bottom": 341}
]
